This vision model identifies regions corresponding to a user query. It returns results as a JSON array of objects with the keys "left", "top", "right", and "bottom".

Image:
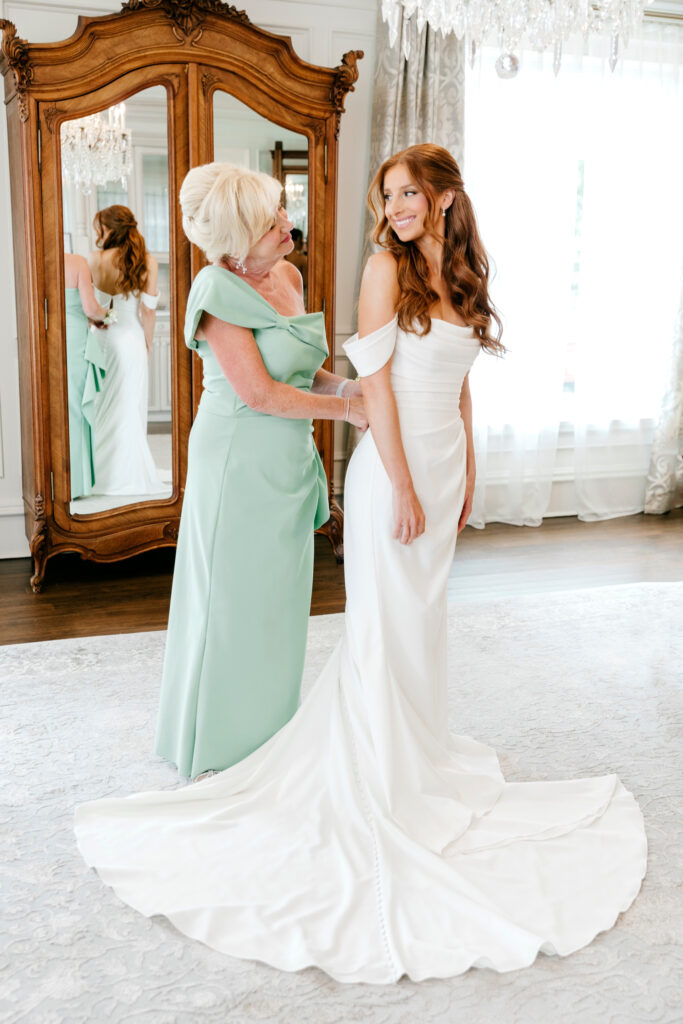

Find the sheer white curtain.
[{"left": 464, "top": 19, "right": 683, "bottom": 526}]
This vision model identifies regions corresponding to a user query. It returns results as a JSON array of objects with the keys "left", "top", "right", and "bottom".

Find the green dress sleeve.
[{"left": 185, "top": 265, "right": 279, "bottom": 349}]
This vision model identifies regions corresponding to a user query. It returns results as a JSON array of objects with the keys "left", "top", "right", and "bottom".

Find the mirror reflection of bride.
[{"left": 88, "top": 205, "right": 166, "bottom": 498}]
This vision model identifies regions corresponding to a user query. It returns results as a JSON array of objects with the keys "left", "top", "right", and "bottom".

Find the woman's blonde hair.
[{"left": 180, "top": 162, "right": 282, "bottom": 264}]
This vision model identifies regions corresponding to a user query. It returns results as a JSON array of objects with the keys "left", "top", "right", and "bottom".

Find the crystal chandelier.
[
  {"left": 381, "top": 0, "right": 648, "bottom": 77},
  {"left": 285, "top": 178, "right": 307, "bottom": 220},
  {"left": 61, "top": 104, "right": 131, "bottom": 195}
]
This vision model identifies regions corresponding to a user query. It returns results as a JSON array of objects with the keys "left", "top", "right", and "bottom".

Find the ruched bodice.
[
  {"left": 344, "top": 316, "right": 480, "bottom": 408},
  {"left": 392, "top": 319, "right": 480, "bottom": 399}
]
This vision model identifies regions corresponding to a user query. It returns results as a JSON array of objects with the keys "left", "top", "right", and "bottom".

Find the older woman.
[{"left": 154, "top": 163, "right": 366, "bottom": 780}]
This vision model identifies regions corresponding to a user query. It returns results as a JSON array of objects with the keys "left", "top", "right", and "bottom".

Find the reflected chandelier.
[
  {"left": 381, "top": 0, "right": 648, "bottom": 77},
  {"left": 61, "top": 104, "right": 131, "bottom": 196}
]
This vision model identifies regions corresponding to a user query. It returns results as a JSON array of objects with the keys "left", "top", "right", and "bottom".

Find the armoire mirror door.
[
  {"left": 60, "top": 84, "right": 174, "bottom": 516},
  {"left": 38, "top": 66, "right": 191, "bottom": 574}
]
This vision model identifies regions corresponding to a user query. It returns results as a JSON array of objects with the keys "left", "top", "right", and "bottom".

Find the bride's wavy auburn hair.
[
  {"left": 368, "top": 144, "right": 504, "bottom": 355},
  {"left": 94, "top": 205, "right": 148, "bottom": 297}
]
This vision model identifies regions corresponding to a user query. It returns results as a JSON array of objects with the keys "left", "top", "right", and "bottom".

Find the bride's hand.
[
  {"left": 347, "top": 395, "right": 369, "bottom": 432},
  {"left": 392, "top": 483, "right": 425, "bottom": 545},
  {"left": 457, "top": 472, "right": 475, "bottom": 534}
]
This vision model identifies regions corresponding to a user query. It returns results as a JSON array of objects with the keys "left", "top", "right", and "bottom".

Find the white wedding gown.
[
  {"left": 92, "top": 288, "right": 166, "bottom": 496},
  {"left": 75, "top": 317, "right": 647, "bottom": 984}
]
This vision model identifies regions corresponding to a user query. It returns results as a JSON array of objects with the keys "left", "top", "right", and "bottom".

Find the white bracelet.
[{"left": 335, "top": 378, "right": 349, "bottom": 398}]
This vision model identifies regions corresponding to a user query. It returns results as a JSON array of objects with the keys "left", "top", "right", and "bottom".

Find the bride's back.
[{"left": 89, "top": 248, "right": 136, "bottom": 297}]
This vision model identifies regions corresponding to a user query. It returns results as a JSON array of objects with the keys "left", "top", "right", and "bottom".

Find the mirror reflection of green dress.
[
  {"left": 155, "top": 265, "right": 329, "bottom": 779},
  {"left": 65, "top": 287, "right": 106, "bottom": 499}
]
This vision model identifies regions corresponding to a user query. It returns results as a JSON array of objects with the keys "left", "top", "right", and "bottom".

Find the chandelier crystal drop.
[
  {"left": 61, "top": 104, "right": 131, "bottom": 196},
  {"left": 381, "top": 0, "right": 648, "bottom": 77},
  {"left": 284, "top": 178, "right": 307, "bottom": 221}
]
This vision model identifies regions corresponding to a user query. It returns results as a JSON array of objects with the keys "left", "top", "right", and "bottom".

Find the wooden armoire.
[{"left": 0, "top": 0, "right": 361, "bottom": 589}]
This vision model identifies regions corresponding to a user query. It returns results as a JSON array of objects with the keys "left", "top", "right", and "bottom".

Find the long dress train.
[{"left": 74, "top": 316, "right": 647, "bottom": 984}]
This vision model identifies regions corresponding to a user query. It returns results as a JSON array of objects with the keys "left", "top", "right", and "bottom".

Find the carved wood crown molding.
[
  {"left": 120, "top": 0, "right": 251, "bottom": 42},
  {"left": 43, "top": 104, "right": 67, "bottom": 134},
  {"left": 0, "top": 20, "right": 33, "bottom": 120},
  {"left": 332, "top": 50, "right": 363, "bottom": 139}
]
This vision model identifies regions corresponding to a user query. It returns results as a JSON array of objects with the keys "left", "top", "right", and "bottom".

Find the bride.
[
  {"left": 88, "top": 205, "right": 166, "bottom": 497},
  {"left": 75, "top": 145, "right": 646, "bottom": 984}
]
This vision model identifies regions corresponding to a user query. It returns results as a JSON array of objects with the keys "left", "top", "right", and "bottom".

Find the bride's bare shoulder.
[
  {"left": 363, "top": 250, "right": 398, "bottom": 282},
  {"left": 359, "top": 251, "right": 399, "bottom": 326}
]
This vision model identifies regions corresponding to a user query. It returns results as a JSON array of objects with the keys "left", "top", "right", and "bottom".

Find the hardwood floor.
[
  {"left": 449, "top": 508, "right": 683, "bottom": 603},
  {"left": 0, "top": 511, "right": 680, "bottom": 646}
]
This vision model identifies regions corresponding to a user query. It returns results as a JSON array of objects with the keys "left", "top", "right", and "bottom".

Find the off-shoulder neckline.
[
  {"left": 354, "top": 316, "right": 476, "bottom": 343},
  {"left": 203, "top": 264, "right": 323, "bottom": 322}
]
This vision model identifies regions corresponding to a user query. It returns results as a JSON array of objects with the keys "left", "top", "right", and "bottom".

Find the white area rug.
[{"left": 1, "top": 583, "right": 681, "bottom": 1024}]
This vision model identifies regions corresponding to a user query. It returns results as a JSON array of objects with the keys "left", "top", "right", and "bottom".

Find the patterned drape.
[
  {"left": 644, "top": 268, "right": 683, "bottom": 514},
  {"left": 360, "top": 10, "right": 466, "bottom": 271},
  {"left": 342, "top": 10, "right": 467, "bottom": 475}
]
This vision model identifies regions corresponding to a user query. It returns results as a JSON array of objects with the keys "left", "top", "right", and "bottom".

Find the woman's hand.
[
  {"left": 392, "top": 483, "right": 425, "bottom": 545},
  {"left": 457, "top": 471, "right": 475, "bottom": 534},
  {"left": 347, "top": 395, "right": 369, "bottom": 432}
]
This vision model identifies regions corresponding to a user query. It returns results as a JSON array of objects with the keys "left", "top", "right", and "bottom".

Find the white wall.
[{"left": 0, "top": 0, "right": 378, "bottom": 556}]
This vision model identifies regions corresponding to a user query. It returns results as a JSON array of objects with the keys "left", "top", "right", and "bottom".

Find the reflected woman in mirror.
[
  {"left": 87, "top": 205, "right": 165, "bottom": 497},
  {"left": 154, "top": 162, "right": 367, "bottom": 781},
  {"left": 64, "top": 252, "right": 109, "bottom": 499}
]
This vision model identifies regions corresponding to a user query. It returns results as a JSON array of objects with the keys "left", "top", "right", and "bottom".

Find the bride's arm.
[
  {"left": 140, "top": 256, "right": 159, "bottom": 357},
  {"left": 458, "top": 373, "right": 475, "bottom": 534},
  {"left": 357, "top": 253, "right": 425, "bottom": 545}
]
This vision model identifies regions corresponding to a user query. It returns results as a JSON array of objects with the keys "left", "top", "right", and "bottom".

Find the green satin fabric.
[
  {"left": 65, "top": 288, "right": 106, "bottom": 500},
  {"left": 155, "top": 265, "right": 330, "bottom": 778}
]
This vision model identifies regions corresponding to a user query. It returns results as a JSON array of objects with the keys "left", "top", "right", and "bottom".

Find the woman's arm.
[
  {"left": 75, "top": 257, "right": 108, "bottom": 321},
  {"left": 311, "top": 367, "right": 362, "bottom": 398},
  {"left": 199, "top": 312, "right": 367, "bottom": 429},
  {"left": 357, "top": 253, "right": 425, "bottom": 545},
  {"left": 457, "top": 373, "right": 476, "bottom": 534},
  {"left": 140, "top": 256, "right": 159, "bottom": 356}
]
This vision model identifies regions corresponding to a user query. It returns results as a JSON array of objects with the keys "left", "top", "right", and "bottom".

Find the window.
[{"left": 463, "top": 23, "right": 682, "bottom": 428}]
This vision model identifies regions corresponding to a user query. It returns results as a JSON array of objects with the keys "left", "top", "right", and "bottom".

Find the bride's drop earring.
[
  {"left": 235, "top": 259, "right": 248, "bottom": 275},
  {"left": 442, "top": 208, "right": 447, "bottom": 218}
]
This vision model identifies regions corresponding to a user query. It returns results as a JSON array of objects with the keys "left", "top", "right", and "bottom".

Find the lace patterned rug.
[{"left": 1, "top": 582, "right": 681, "bottom": 1024}]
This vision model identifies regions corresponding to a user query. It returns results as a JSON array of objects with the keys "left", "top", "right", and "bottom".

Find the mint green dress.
[
  {"left": 65, "top": 288, "right": 106, "bottom": 499},
  {"left": 154, "top": 265, "right": 329, "bottom": 779}
]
